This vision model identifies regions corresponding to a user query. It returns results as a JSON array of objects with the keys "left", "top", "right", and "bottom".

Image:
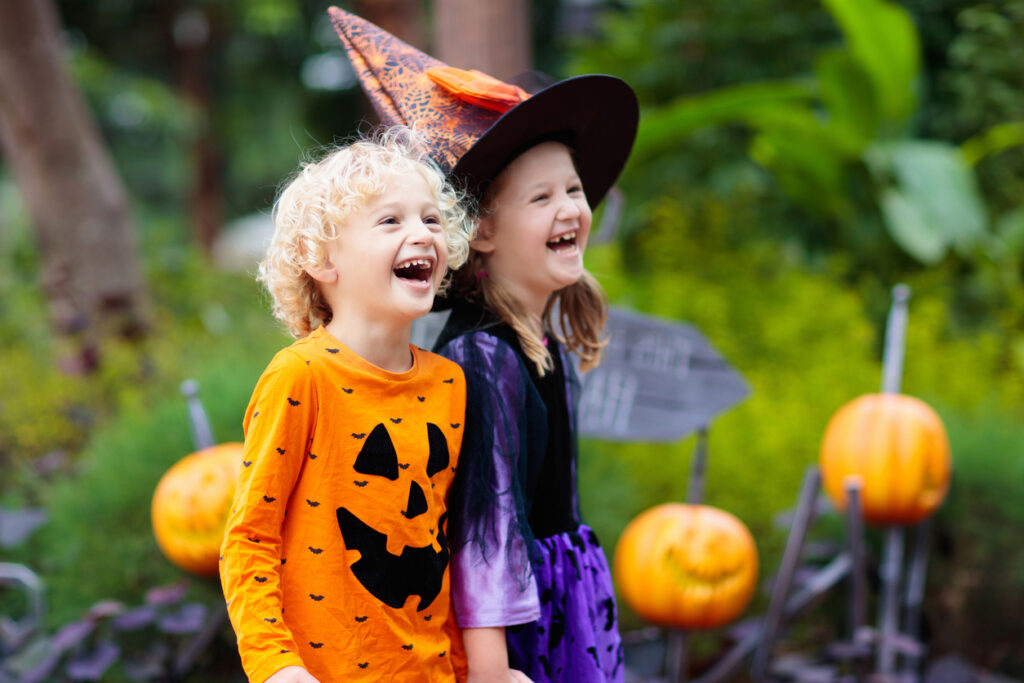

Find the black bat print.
[
  {"left": 355, "top": 616, "right": 368, "bottom": 623},
  {"left": 353, "top": 481, "right": 368, "bottom": 487},
  {"left": 399, "top": 463, "right": 410, "bottom": 470},
  {"left": 390, "top": 418, "right": 402, "bottom": 424},
  {"left": 263, "top": 495, "right": 276, "bottom": 502},
  {"left": 306, "top": 499, "right": 320, "bottom": 507},
  {"left": 423, "top": 615, "right": 432, "bottom": 621},
  {"left": 417, "top": 396, "right": 425, "bottom": 402},
  {"left": 358, "top": 663, "right": 369, "bottom": 669},
  {"left": 254, "top": 576, "right": 268, "bottom": 583},
  {"left": 308, "top": 547, "right": 323, "bottom": 554},
  {"left": 276, "top": 448, "right": 285, "bottom": 454},
  {"left": 326, "top": 348, "right": 339, "bottom": 354},
  {"left": 287, "top": 398, "right": 300, "bottom": 406},
  {"left": 309, "top": 594, "right": 324, "bottom": 601},
  {"left": 310, "top": 642, "right": 323, "bottom": 649},
  {"left": 450, "top": 423, "right": 461, "bottom": 429},
  {"left": 248, "top": 537, "right": 260, "bottom": 544},
  {"left": 342, "top": 387, "right": 354, "bottom": 394},
  {"left": 401, "top": 644, "right": 413, "bottom": 651},
  {"left": 243, "top": 461, "right": 253, "bottom": 467},
  {"left": 352, "top": 433, "right": 366, "bottom": 439},
  {"left": 443, "top": 378, "right": 454, "bottom": 384},
  {"left": 309, "top": 453, "right": 318, "bottom": 459},
  {"left": 264, "top": 618, "right": 277, "bottom": 623}
]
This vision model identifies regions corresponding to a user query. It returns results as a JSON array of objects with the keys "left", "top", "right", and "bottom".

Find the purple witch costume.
[{"left": 435, "top": 302, "right": 624, "bottom": 683}]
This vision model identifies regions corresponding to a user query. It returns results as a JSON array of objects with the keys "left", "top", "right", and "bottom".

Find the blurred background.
[{"left": 1, "top": 0, "right": 1022, "bottom": 680}]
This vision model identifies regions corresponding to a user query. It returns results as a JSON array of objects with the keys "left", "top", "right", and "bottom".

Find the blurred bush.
[{"left": 929, "top": 408, "right": 1024, "bottom": 676}]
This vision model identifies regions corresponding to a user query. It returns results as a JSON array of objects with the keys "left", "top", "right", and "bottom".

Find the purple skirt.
[{"left": 507, "top": 524, "right": 624, "bottom": 682}]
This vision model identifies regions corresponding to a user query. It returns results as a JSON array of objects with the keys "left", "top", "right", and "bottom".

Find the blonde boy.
[{"left": 220, "top": 131, "right": 471, "bottom": 683}]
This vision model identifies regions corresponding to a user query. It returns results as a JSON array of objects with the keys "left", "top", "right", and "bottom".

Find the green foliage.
[
  {"left": 8, "top": 314, "right": 283, "bottom": 627},
  {"left": 928, "top": 407, "right": 1024, "bottom": 676},
  {"left": 577, "top": 192, "right": 1024, "bottom": 643}
]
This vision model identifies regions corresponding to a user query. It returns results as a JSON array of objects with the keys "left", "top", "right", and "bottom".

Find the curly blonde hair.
[{"left": 258, "top": 128, "right": 472, "bottom": 338}]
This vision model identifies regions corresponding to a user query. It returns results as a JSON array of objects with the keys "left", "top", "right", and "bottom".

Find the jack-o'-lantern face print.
[{"left": 337, "top": 421, "right": 452, "bottom": 611}]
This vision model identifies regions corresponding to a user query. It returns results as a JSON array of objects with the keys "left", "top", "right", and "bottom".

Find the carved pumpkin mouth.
[{"left": 338, "top": 507, "right": 449, "bottom": 611}]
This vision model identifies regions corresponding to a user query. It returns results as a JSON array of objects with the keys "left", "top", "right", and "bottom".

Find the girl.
[
  {"left": 436, "top": 139, "right": 625, "bottom": 683},
  {"left": 328, "top": 9, "right": 639, "bottom": 680}
]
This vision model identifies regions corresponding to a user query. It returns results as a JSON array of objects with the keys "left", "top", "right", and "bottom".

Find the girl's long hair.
[{"left": 450, "top": 248, "right": 608, "bottom": 375}]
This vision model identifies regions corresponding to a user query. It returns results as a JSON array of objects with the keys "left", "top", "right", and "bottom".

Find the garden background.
[{"left": 1, "top": 0, "right": 1022, "bottom": 679}]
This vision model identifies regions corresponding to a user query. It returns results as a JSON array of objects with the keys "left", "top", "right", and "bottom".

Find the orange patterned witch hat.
[{"left": 328, "top": 7, "right": 638, "bottom": 207}]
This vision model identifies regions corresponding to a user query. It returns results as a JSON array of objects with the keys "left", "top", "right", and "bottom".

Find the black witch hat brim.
[{"left": 450, "top": 74, "right": 639, "bottom": 209}]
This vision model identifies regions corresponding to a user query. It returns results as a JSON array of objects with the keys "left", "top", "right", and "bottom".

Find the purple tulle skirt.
[{"left": 507, "top": 524, "right": 624, "bottom": 682}]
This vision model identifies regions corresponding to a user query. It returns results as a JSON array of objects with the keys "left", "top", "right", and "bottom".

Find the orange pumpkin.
[
  {"left": 819, "top": 393, "right": 951, "bottom": 526},
  {"left": 614, "top": 503, "right": 758, "bottom": 630},
  {"left": 152, "top": 443, "right": 243, "bottom": 575}
]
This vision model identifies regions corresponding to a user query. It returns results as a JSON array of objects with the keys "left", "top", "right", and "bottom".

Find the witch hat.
[{"left": 328, "top": 6, "right": 638, "bottom": 207}]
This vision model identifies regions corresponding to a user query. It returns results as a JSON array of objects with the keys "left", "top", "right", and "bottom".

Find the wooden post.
[
  {"left": 876, "top": 284, "right": 911, "bottom": 674},
  {"left": 900, "top": 518, "right": 932, "bottom": 677},
  {"left": 686, "top": 427, "right": 709, "bottom": 505},
  {"left": 750, "top": 466, "right": 822, "bottom": 679},
  {"left": 180, "top": 379, "right": 216, "bottom": 451}
]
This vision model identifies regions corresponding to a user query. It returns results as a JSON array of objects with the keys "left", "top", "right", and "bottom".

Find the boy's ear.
[
  {"left": 470, "top": 217, "right": 496, "bottom": 254},
  {"left": 304, "top": 256, "right": 339, "bottom": 284}
]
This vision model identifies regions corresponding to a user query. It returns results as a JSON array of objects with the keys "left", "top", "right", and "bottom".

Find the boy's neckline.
[{"left": 311, "top": 326, "right": 420, "bottom": 380}]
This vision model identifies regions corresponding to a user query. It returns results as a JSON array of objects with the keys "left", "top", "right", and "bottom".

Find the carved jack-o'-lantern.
[
  {"left": 614, "top": 503, "right": 758, "bottom": 630},
  {"left": 337, "top": 421, "right": 452, "bottom": 610},
  {"left": 152, "top": 443, "right": 243, "bottom": 576}
]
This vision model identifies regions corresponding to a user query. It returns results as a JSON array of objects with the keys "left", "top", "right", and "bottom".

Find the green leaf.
[
  {"left": 871, "top": 141, "right": 991, "bottom": 262},
  {"left": 822, "top": 0, "right": 920, "bottom": 124},
  {"left": 750, "top": 131, "right": 849, "bottom": 218},
  {"left": 634, "top": 80, "right": 816, "bottom": 161},
  {"left": 879, "top": 188, "right": 947, "bottom": 264},
  {"left": 996, "top": 206, "right": 1024, "bottom": 255},
  {"left": 961, "top": 121, "right": 1024, "bottom": 166},
  {"left": 814, "top": 48, "right": 879, "bottom": 144}
]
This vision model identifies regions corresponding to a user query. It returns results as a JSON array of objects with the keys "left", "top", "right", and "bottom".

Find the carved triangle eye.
[
  {"left": 353, "top": 423, "right": 399, "bottom": 480},
  {"left": 426, "top": 423, "right": 449, "bottom": 477}
]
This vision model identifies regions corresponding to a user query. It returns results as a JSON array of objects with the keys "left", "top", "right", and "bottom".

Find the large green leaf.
[
  {"left": 751, "top": 131, "right": 850, "bottom": 218},
  {"left": 814, "top": 48, "right": 879, "bottom": 145},
  {"left": 879, "top": 188, "right": 947, "bottom": 264},
  {"left": 634, "top": 80, "right": 816, "bottom": 161},
  {"left": 870, "top": 141, "right": 990, "bottom": 262},
  {"left": 822, "top": 0, "right": 920, "bottom": 125}
]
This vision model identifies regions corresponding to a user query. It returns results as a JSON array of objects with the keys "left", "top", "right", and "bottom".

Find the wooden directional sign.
[
  {"left": 410, "top": 306, "right": 749, "bottom": 443},
  {"left": 575, "top": 307, "right": 749, "bottom": 442}
]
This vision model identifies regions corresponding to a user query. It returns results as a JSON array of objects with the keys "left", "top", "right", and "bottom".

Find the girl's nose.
[{"left": 556, "top": 193, "right": 582, "bottom": 221}]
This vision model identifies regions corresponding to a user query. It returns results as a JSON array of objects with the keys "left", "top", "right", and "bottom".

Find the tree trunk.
[
  {"left": 352, "top": 0, "right": 426, "bottom": 50},
  {"left": 351, "top": 0, "right": 426, "bottom": 125},
  {"left": 0, "top": 0, "right": 148, "bottom": 373},
  {"left": 171, "top": 5, "right": 223, "bottom": 254},
  {"left": 433, "top": 0, "right": 531, "bottom": 80}
]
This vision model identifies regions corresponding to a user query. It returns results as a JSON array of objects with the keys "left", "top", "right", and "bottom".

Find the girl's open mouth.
[
  {"left": 547, "top": 231, "right": 578, "bottom": 253},
  {"left": 393, "top": 257, "right": 435, "bottom": 284}
]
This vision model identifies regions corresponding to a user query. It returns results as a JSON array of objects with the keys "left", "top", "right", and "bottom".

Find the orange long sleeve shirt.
[{"left": 220, "top": 327, "right": 466, "bottom": 682}]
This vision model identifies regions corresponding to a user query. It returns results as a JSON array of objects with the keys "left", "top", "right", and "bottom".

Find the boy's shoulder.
[{"left": 412, "top": 345, "right": 466, "bottom": 382}]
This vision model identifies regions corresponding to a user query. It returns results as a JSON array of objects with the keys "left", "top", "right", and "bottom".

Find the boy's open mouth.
[
  {"left": 547, "top": 230, "right": 578, "bottom": 253},
  {"left": 393, "top": 257, "right": 434, "bottom": 284}
]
